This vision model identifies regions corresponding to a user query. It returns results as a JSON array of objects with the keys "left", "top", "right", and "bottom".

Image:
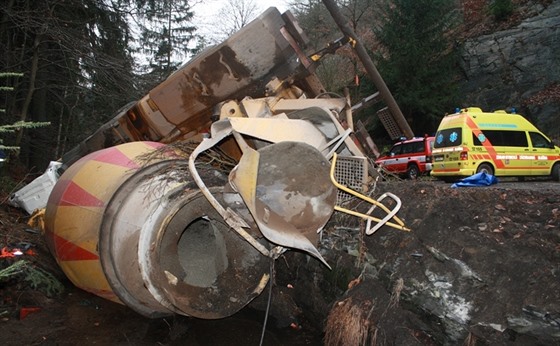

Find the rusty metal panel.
[
  {"left": 377, "top": 106, "right": 404, "bottom": 140},
  {"left": 149, "top": 8, "right": 307, "bottom": 132},
  {"left": 334, "top": 155, "right": 368, "bottom": 204},
  {"left": 355, "top": 120, "right": 380, "bottom": 158}
]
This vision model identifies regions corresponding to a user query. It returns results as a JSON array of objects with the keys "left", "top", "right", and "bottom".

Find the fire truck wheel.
[{"left": 407, "top": 164, "right": 420, "bottom": 180}]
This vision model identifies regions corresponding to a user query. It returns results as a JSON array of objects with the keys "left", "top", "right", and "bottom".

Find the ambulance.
[{"left": 431, "top": 107, "right": 560, "bottom": 181}]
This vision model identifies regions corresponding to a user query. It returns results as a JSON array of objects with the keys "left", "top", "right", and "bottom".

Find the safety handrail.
[{"left": 330, "top": 153, "right": 411, "bottom": 233}]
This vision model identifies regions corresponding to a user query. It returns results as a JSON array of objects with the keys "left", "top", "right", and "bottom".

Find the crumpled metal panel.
[{"left": 149, "top": 8, "right": 307, "bottom": 134}]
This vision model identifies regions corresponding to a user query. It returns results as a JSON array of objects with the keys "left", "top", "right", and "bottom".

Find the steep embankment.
[{"left": 280, "top": 180, "right": 560, "bottom": 345}]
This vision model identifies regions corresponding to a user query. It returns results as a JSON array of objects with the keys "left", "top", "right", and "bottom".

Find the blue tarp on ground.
[{"left": 451, "top": 172, "right": 498, "bottom": 188}]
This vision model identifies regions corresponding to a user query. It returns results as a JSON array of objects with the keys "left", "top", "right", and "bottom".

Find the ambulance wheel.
[
  {"left": 476, "top": 163, "right": 494, "bottom": 176},
  {"left": 552, "top": 163, "right": 560, "bottom": 181},
  {"left": 407, "top": 164, "right": 420, "bottom": 179}
]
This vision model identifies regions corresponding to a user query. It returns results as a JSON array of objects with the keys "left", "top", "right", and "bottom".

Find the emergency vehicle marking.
[
  {"left": 465, "top": 117, "right": 506, "bottom": 169},
  {"left": 477, "top": 133, "right": 486, "bottom": 143},
  {"left": 472, "top": 154, "right": 492, "bottom": 160},
  {"left": 495, "top": 155, "right": 555, "bottom": 160},
  {"left": 478, "top": 123, "right": 518, "bottom": 128},
  {"left": 433, "top": 146, "right": 465, "bottom": 153},
  {"left": 449, "top": 131, "right": 458, "bottom": 143},
  {"left": 381, "top": 154, "right": 427, "bottom": 166},
  {"left": 434, "top": 168, "right": 460, "bottom": 172}
]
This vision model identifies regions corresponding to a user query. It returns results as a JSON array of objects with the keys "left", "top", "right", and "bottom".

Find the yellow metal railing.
[{"left": 330, "top": 153, "right": 411, "bottom": 233}]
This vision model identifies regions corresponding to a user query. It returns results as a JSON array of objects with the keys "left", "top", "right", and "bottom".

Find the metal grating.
[
  {"left": 377, "top": 107, "right": 403, "bottom": 140},
  {"left": 334, "top": 155, "right": 368, "bottom": 204}
]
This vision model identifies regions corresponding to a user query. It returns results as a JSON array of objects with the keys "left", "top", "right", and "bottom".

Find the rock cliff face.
[{"left": 459, "top": 1, "right": 560, "bottom": 140}]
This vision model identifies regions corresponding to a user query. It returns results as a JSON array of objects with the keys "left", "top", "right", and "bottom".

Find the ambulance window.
[
  {"left": 529, "top": 132, "right": 550, "bottom": 148},
  {"left": 492, "top": 130, "right": 527, "bottom": 146},
  {"left": 506, "top": 131, "right": 529, "bottom": 147},
  {"left": 434, "top": 128, "right": 462, "bottom": 148},
  {"left": 475, "top": 130, "right": 528, "bottom": 147}
]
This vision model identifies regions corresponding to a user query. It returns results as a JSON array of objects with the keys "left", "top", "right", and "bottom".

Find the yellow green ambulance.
[{"left": 431, "top": 107, "right": 560, "bottom": 181}]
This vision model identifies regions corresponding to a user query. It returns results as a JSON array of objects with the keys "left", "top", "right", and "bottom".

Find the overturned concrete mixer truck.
[{"left": 11, "top": 7, "right": 410, "bottom": 319}]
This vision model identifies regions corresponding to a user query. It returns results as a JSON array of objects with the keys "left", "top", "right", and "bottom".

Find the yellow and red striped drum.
[{"left": 44, "top": 141, "right": 269, "bottom": 319}]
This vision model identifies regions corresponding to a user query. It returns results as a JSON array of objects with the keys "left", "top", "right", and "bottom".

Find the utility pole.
[{"left": 321, "top": 0, "right": 414, "bottom": 139}]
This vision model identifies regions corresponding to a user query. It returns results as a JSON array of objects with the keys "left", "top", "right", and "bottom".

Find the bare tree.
[
  {"left": 289, "top": 0, "right": 381, "bottom": 92},
  {"left": 215, "top": 0, "right": 260, "bottom": 40}
]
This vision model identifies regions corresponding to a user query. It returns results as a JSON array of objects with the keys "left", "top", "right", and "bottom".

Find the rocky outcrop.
[{"left": 459, "top": 2, "right": 560, "bottom": 140}]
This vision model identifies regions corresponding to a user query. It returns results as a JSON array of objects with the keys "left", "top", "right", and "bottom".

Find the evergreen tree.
[
  {"left": 0, "top": 73, "right": 49, "bottom": 162},
  {"left": 489, "top": 0, "right": 514, "bottom": 21},
  {"left": 0, "top": 0, "right": 139, "bottom": 169},
  {"left": 137, "top": 0, "right": 196, "bottom": 83},
  {"left": 373, "top": 0, "right": 460, "bottom": 135}
]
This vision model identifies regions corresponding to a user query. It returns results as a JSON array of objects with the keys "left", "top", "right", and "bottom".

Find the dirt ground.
[
  {"left": 314, "top": 177, "right": 560, "bottom": 345},
  {"left": 0, "top": 177, "right": 559, "bottom": 345}
]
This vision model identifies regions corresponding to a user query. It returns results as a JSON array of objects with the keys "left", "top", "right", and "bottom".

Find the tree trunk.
[
  {"left": 14, "top": 33, "right": 41, "bottom": 150},
  {"left": 0, "top": 0, "right": 16, "bottom": 36}
]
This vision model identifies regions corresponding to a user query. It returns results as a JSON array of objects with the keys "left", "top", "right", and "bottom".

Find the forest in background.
[{"left": 0, "top": 0, "right": 542, "bottom": 178}]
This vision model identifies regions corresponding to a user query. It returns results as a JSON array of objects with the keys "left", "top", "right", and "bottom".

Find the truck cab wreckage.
[{"left": 12, "top": 7, "right": 411, "bottom": 319}]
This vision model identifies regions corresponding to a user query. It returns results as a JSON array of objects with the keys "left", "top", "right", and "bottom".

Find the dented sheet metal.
[
  {"left": 188, "top": 118, "right": 337, "bottom": 267},
  {"left": 148, "top": 7, "right": 312, "bottom": 134},
  {"left": 22, "top": 4, "right": 414, "bottom": 322}
]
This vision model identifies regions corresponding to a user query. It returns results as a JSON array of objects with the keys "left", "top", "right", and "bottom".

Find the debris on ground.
[{"left": 1, "top": 179, "right": 559, "bottom": 345}]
